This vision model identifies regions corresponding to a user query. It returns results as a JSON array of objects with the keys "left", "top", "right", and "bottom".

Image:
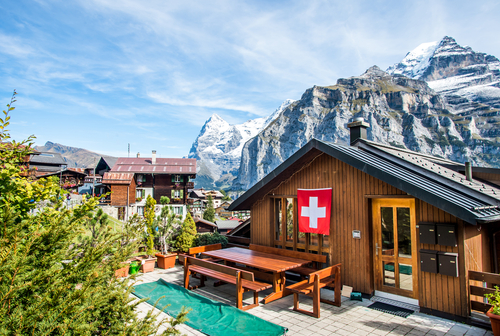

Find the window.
[
  {"left": 172, "top": 206, "right": 183, "bottom": 216},
  {"left": 172, "top": 175, "right": 183, "bottom": 183},
  {"left": 137, "top": 174, "right": 146, "bottom": 182},
  {"left": 273, "top": 196, "right": 329, "bottom": 254},
  {"left": 136, "top": 189, "right": 145, "bottom": 199},
  {"left": 137, "top": 206, "right": 144, "bottom": 216}
]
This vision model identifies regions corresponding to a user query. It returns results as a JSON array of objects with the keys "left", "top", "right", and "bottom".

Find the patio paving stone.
[{"left": 131, "top": 266, "right": 492, "bottom": 335}]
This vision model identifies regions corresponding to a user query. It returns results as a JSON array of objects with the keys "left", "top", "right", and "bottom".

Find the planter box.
[
  {"left": 156, "top": 253, "right": 177, "bottom": 269},
  {"left": 487, "top": 307, "right": 500, "bottom": 336},
  {"left": 132, "top": 255, "right": 157, "bottom": 273},
  {"left": 115, "top": 265, "right": 130, "bottom": 278}
]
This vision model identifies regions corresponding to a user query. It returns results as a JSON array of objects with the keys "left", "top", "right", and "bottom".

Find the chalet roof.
[
  {"left": 228, "top": 138, "right": 500, "bottom": 225},
  {"left": 227, "top": 218, "right": 250, "bottom": 237},
  {"left": 102, "top": 172, "right": 134, "bottom": 185},
  {"left": 194, "top": 217, "right": 217, "bottom": 227},
  {"left": 110, "top": 157, "right": 196, "bottom": 174},
  {"left": 190, "top": 189, "right": 224, "bottom": 199},
  {"left": 36, "top": 168, "right": 87, "bottom": 178},
  {"left": 215, "top": 220, "right": 241, "bottom": 230},
  {"left": 29, "top": 152, "right": 66, "bottom": 165}
]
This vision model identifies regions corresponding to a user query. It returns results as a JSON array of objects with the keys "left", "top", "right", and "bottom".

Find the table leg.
[{"left": 263, "top": 272, "right": 293, "bottom": 304}]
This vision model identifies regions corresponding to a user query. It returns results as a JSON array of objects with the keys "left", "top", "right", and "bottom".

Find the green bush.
[
  {"left": 174, "top": 212, "right": 197, "bottom": 253},
  {"left": 193, "top": 231, "right": 228, "bottom": 248},
  {"left": 0, "top": 92, "right": 188, "bottom": 334}
]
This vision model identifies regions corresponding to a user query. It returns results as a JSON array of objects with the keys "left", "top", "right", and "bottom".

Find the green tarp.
[{"left": 132, "top": 279, "right": 287, "bottom": 336}]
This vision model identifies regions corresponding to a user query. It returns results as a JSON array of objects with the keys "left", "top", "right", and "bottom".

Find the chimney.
[
  {"left": 136, "top": 152, "right": 140, "bottom": 158},
  {"left": 347, "top": 117, "right": 370, "bottom": 145},
  {"left": 465, "top": 161, "right": 472, "bottom": 182},
  {"left": 152, "top": 150, "right": 156, "bottom": 165}
]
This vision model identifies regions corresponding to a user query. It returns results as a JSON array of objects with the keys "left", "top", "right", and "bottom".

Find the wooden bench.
[
  {"left": 249, "top": 244, "right": 327, "bottom": 278},
  {"left": 286, "top": 263, "right": 341, "bottom": 318},
  {"left": 178, "top": 243, "right": 222, "bottom": 265},
  {"left": 183, "top": 255, "right": 272, "bottom": 310}
]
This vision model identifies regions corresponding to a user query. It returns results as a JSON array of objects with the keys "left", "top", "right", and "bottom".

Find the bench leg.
[
  {"left": 241, "top": 291, "right": 259, "bottom": 311},
  {"left": 184, "top": 268, "right": 190, "bottom": 289}
]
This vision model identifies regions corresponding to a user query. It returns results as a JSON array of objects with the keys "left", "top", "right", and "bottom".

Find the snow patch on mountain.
[
  {"left": 387, "top": 41, "right": 439, "bottom": 79},
  {"left": 189, "top": 99, "right": 295, "bottom": 188}
]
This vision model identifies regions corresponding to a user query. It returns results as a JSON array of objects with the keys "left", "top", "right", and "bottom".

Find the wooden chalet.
[
  {"left": 102, "top": 151, "right": 196, "bottom": 219},
  {"left": 30, "top": 152, "right": 66, "bottom": 173},
  {"left": 193, "top": 217, "right": 217, "bottom": 233},
  {"left": 228, "top": 119, "right": 500, "bottom": 322},
  {"left": 37, "top": 168, "right": 86, "bottom": 191}
]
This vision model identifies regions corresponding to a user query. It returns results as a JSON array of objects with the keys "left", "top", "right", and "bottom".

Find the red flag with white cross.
[{"left": 298, "top": 188, "right": 332, "bottom": 235}]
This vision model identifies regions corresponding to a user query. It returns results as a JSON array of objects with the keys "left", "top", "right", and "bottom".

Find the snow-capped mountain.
[
  {"left": 232, "top": 65, "right": 500, "bottom": 191},
  {"left": 387, "top": 36, "right": 500, "bottom": 115},
  {"left": 188, "top": 99, "right": 294, "bottom": 189}
]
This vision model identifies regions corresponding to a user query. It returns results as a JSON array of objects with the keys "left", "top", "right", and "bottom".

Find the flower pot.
[
  {"left": 115, "top": 265, "right": 130, "bottom": 278},
  {"left": 487, "top": 307, "right": 500, "bottom": 335},
  {"left": 139, "top": 257, "right": 157, "bottom": 273},
  {"left": 155, "top": 253, "right": 176, "bottom": 269},
  {"left": 129, "top": 261, "right": 140, "bottom": 275}
]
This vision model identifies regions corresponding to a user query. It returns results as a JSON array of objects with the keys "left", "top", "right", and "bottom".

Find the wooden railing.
[
  {"left": 227, "top": 235, "right": 250, "bottom": 247},
  {"left": 469, "top": 270, "right": 500, "bottom": 313}
]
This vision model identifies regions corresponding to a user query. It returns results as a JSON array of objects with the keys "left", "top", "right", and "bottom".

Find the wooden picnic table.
[{"left": 202, "top": 247, "right": 312, "bottom": 304}]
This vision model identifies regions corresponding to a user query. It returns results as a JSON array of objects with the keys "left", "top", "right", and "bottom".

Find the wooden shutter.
[
  {"left": 181, "top": 176, "right": 184, "bottom": 182},
  {"left": 180, "top": 190, "right": 184, "bottom": 198},
  {"left": 171, "top": 175, "right": 175, "bottom": 183},
  {"left": 141, "top": 189, "right": 145, "bottom": 198},
  {"left": 171, "top": 190, "right": 175, "bottom": 198}
]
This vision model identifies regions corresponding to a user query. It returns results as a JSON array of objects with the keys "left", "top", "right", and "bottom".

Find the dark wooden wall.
[
  {"left": 154, "top": 175, "right": 171, "bottom": 202},
  {"left": 110, "top": 180, "right": 136, "bottom": 206},
  {"left": 249, "top": 153, "right": 488, "bottom": 318},
  {"left": 251, "top": 153, "right": 405, "bottom": 295}
]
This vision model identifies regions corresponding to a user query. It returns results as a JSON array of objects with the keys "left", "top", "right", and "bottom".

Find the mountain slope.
[
  {"left": 387, "top": 36, "right": 500, "bottom": 115},
  {"left": 232, "top": 65, "right": 500, "bottom": 191},
  {"left": 188, "top": 100, "right": 294, "bottom": 189},
  {"left": 34, "top": 141, "right": 114, "bottom": 168}
]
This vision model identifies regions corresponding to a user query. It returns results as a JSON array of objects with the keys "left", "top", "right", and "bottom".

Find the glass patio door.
[{"left": 372, "top": 199, "right": 418, "bottom": 299}]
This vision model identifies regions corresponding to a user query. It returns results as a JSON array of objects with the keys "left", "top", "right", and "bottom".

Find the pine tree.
[
  {"left": 203, "top": 194, "right": 215, "bottom": 222},
  {"left": 144, "top": 194, "right": 157, "bottom": 257},
  {"left": 174, "top": 212, "right": 197, "bottom": 253},
  {"left": 0, "top": 92, "right": 188, "bottom": 334}
]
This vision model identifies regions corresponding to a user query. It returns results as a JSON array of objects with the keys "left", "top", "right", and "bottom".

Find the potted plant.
[
  {"left": 114, "top": 261, "right": 130, "bottom": 278},
  {"left": 486, "top": 286, "right": 500, "bottom": 335},
  {"left": 155, "top": 196, "right": 180, "bottom": 269}
]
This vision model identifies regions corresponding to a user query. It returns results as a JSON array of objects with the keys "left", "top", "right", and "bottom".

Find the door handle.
[{"left": 375, "top": 243, "right": 380, "bottom": 256}]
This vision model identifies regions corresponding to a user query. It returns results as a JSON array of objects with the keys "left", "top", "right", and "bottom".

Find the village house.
[
  {"left": 214, "top": 201, "right": 233, "bottom": 218},
  {"left": 29, "top": 151, "right": 66, "bottom": 174},
  {"left": 228, "top": 118, "right": 500, "bottom": 323},
  {"left": 102, "top": 151, "right": 196, "bottom": 221},
  {"left": 193, "top": 217, "right": 217, "bottom": 234},
  {"left": 79, "top": 156, "right": 117, "bottom": 196}
]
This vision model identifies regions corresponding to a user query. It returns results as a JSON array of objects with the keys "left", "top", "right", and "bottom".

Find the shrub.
[
  {"left": 174, "top": 212, "right": 197, "bottom": 253},
  {"left": 193, "top": 231, "right": 228, "bottom": 248},
  {"left": 0, "top": 92, "right": 188, "bottom": 334}
]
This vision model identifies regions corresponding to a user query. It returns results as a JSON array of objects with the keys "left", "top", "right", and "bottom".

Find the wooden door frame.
[{"left": 372, "top": 198, "right": 418, "bottom": 299}]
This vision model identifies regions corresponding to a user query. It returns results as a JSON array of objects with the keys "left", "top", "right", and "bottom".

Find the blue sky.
[{"left": 1, "top": 0, "right": 499, "bottom": 158}]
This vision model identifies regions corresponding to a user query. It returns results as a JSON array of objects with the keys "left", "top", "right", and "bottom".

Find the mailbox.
[
  {"left": 438, "top": 252, "right": 459, "bottom": 277},
  {"left": 419, "top": 250, "right": 438, "bottom": 273},
  {"left": 436, "top": 224, "right": 457, "bottom": 247},
  {"left": 419, "top": 222, "right": 436, "bottom": 245}
]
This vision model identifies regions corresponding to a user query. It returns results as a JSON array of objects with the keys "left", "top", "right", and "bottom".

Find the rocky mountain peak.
[{"left": 362, "top": 65, "right": 388, "bottom": 77}]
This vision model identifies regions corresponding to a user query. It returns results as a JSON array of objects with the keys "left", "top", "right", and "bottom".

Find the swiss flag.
[{"left": 298, "top": 188, "right": 332, "bottom": 235}]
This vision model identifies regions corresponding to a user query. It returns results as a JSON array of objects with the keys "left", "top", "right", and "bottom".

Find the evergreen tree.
[
  {"left": 174, "top": 212, "right": 197, "bottom": 253},
  {"left": 144, "top": 195, "right": 157, "bottom": 256},
  {"left": 203, "top": 194, "right": 215, "bottom": 222},
  {"left": 0, "top": 92, "right": 187, "bottom": 334}
]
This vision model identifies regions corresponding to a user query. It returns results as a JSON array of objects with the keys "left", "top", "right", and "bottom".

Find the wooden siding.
[
  {"left": 249, "top": 152, "right": 486, "bottom": 317},
  {"left": 110, "top": 179, "right": 136, "bottom": 206},
  {"left": 417, "top": 200, "right": 468, "bottom": 317},
  {"left": 251, "top": 153, "right": 405, "bottom": 295}
]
